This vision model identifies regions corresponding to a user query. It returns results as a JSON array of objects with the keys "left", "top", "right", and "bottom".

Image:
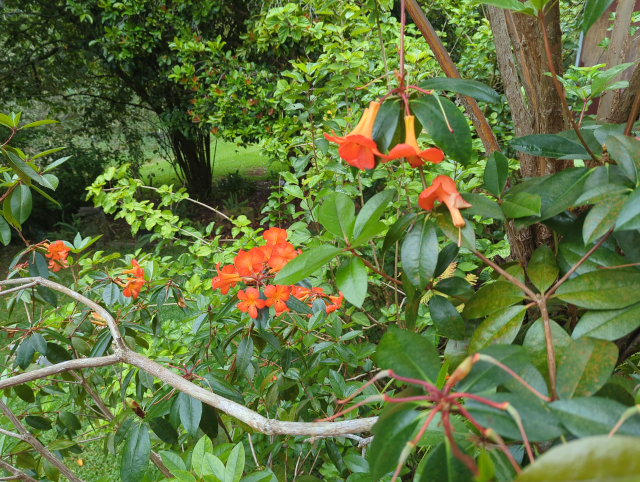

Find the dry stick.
[
  {"left": 0, "top": 459, "right": 38, "bottom": 482},
  {"left": 0, "top": 282, "right": 39, "bottom": 297},
  {"left": 624, "top": 81, "right": 640, "bottom": 136},
  {"left": 0, "top": 400, "right": 85, "bottom": 482},
  {"left": 537, "top": 11, "right": 597, "bottom": 162},
  {"left": 405, "top": 0, "right": 500, "bottom": 154}
]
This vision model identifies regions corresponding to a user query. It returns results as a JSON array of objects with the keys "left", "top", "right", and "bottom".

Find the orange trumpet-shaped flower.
[
  {"left": 211, "top": 263, "right": 243, "bottom": 295},
  {"left": 263, "top": 227, "right": 288, "bottom": 246},
  {"left": 326, "top": 292, "right": 344, "bottom": 314},
  {"left": 324, "top": 101, "right": 384, "bottom": 170},
  {"left": 123, "top": 259, "right": 145, "bottom": 279},
  {"left": 418, "top": 175, "right": 472, "bottom": 227},
  {"left": 382, "top": 116, "right": 444, "bottom": 168},
  {"left": 122, "top": 277, "right": 145, "bottom": 299},
  {"left": 237, "top": 287, "right": 266, "bottom": 319},
  {"left": 234, "top": 248, "right": 266, "bottom": 276},
  {"left": 264, "top": 285, "right": 291, "bottom": 314},
  {"left": 268, "top": 242, "right": 299, "bottom": 272},
  {"left": 45, "top": 240, "right": 70, "bottom": 272}
]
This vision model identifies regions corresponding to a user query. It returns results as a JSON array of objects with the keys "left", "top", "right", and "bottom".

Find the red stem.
[
  {"left": 442, "top": 410, "right": 478, "bottom": 476},
  {"left": 388, "top": 370, "right": 441, "bottom": 396}
]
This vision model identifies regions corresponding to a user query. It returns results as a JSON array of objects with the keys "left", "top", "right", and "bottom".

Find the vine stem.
[{"left": 537, "top": 11, "right": 597, "bottom": 162}]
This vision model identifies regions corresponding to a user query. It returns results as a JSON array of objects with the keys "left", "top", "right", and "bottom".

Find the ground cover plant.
[{"left": 4, "top": 0, "right": 640, "bottom": 481}]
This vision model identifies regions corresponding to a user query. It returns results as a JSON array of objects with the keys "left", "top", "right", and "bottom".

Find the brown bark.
[{"left": 607, "top": 56, "right": 640, "bottom": 125}]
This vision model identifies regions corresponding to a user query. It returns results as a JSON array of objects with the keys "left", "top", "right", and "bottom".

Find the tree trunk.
[{"left": 170, "top": 128, "right": 213, "bottom": 198}]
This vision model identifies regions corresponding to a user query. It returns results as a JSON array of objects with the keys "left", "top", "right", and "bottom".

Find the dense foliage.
[{"left": 4, "top": 0, "right": 640, "bottom": 481}]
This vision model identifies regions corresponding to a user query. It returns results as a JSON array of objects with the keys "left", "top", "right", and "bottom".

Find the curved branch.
[
  {"left": 0, "top": 278, "right": 378, "bottom": 437},
  {"left": 0, "top": 459, "right": 38, "bottom": 482}
]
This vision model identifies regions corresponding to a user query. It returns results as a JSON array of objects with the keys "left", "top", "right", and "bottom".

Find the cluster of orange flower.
[
  {"left": 324, "top": 101, "right": 471, "bottom": 227},
  {"left": 119, "top": 260, "right": 146, "bottom": 299},
  {"left": 211, "top": 227, "right": 343, "bottom": 318},
  {"left": 45, "top": 240, "right": 70, "bottom": 272}
]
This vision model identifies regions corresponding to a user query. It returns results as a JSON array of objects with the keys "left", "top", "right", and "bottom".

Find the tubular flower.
[
  {"left": 324, "top": 101, "right": 384, "bottom": 170},
  {"left": 122, "top": 277, "right": 145, "bottom": 299},
  {"left": 263, "top": 227, "right": 288, "bottom": 246},
  {"left": 45, "top": 240, "right": 70, "bottom": 272},
  {"left": 382, "top": 116, "right": 444, "bottom": 168},
  {"left": 234, "top": 248, "right": 266, "bottom": 276},
  {"left": 123, "top": 259, "right": 145, "bottom": 279},
  {"left": 326, "top": 292, "right": 344, "bottom": 314},
  {"left": 418, "top": 175, "right": 472, "bottom": 227},
  {"left": 268, "top": 243, "right": 299, "bottom": 272},
  {"left": 237, "top": 288, "right": 266, "bottom": 319},
  {"left": 211, "top": 263, "right": 243, "bottom": 295},
  {"left": 264, "top": 285, "right": 291, "bottom": 315}
]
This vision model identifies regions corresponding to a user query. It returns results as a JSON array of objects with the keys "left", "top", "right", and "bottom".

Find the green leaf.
[
  {"left": 501, "top": 192, "right": 541, "bottom": 218},
  {"left": 369, "top": 409, "right": 421, "bottom": 481},
  {"left": 411, "top": 95, "right": 472, "bottom": 165},
  {"left": 32, "top": 147, "right": 66, "bottom": 162},
  {"left": 15, "top": 338, "right": 35, "bottom": 370},
  {"left": 518, "top": 435, "right": 640, "bottom": 481},
  {"left": 468, "top": 305, "right": 527, "bottom": 353},
  {"left": 419, "top": 77, "right": 501, "bottom": 104},
  {"left": 236, "top": 337, "right": 254, "bottom": 376},
  {"left": 0, "top": 214, "right": 11, "bottom": 245},
  {"left": 161, "top": 451, "right": 186, "bottom": 473},
  {"left": 102, "top": 283, "right": 120, "bottom": 307},
  {"left": 149, "top": 417, "right": 178, "bottom": 445},
  {"left": 476, "top": 0, "right": 537, "bottom": 14},
  {"left": 20, "top": 119, "right": 59, "bottom": 129},
  {"left": 510, "top": 134, "right": 589, "bottom": 159},
  {"left": 575, "top": 184, "right": 631, "bottom": 206},
  {"left": 42, "top": 155, "right": 71, "bottom": 171},
  {"left": 120, "top": 422, "right": 150, "bottom": 482},
  {"left": 377, "top": 327, "right": 441, "bottom": 383},
  {"left": 436, "top": 212, "right": 476, "bottom": 250},
  {"left": 605, "top": 135, "right": 640, "bottom": 184},
  {"left": 90, "top": 330, "right": 112, "bottom": 358},
  {"left": 30, "top": 333, "right": 47, "bottom": 356},
  {"left": 484, "top": 151, "right": 509, "bottom": 198},
  {"left": 556, "top": 338, "right": 618, "bottom": 399},
  {"left": 4, "top": 150, "right": 54, "bottom": 189},
  {"left": 178, "top": 392, "right": 202, "bottom": 437},
  {"left": 434, "top": 277, "right": 472, "bottom": 297},
  {"left": 14, "top": 383, "right": 35, "bottom": 403},
  {"left": 10, "top": 185, "right": 32, "bottom": 224},
  {"left": 203, "top": 453, "right": 226, "bottom": 481},
  {"left": 428, "top": 295, "right": 465, "bottom": 340},
  {"left": 550, "top": 397, "right": 640, "bottom": 437},
  {"left": 353, "top": 189, "right": 396, "bottom": 239},
  {"left": 456, "top": 345, "right": 529, "bottom": 393},
  {"left": 615, "top": 187, "right": 640, "bottom": 231},
  {"left": 0, "top": 113, "right": 14, "bottom": 128},
  {"left": 462, "top": 281, "right": 524, "bottom": 319},
  {"left": 192, "top": 435, "right": 214, "bottom": 477},
  {"left": 46, "top": 343, "right": 72, "bottom": 363},
  {"left": 382, "top": 213, "right": 416, "bottom": 253},
  {"left": 351, "top": 221, "right": 387, "bottom": 247},
  {"left": 25, "top": 415, "right": 53, "bottom": 431},
  {"left": 274, "top": 245, "right": 342, "bottom": 285},
  {"left": 523, "top": 319, "right": 572, "bottom": 384},
  {"left": 555, "top": 269, "right": 640, "bottom": 309},
  {"left": 401, "top": 218, "right": 438, "bottom": 290},
  {"left": 583, "top": 0, "right": 615, "bottom": 31},
  {"left": 319, "top": 192, "right": 355, "bottom": 239},
  {"left": 225, "top": 442, "right": 245, "bottom": 482},
  {"left": 58, "top": 411, "right": 81, "bottom": 431},
  {"left": 420, "top": 440, "right": 474, "bottom": 482},
  {"left": 460, "top": 193, "right": 505, "bottom": 221},
  {"left": 573, "top": 303, "right": 640, "bottom": 341},
  {"left": 29, "top": 252, "right": 49, "bottom": 280},
  {"left": 527, "top": 245, "right": 558, "bottom": 293},
  {"left": 372, "top": 99, "right": 401, "bottom": 154},
  {"left": 335, "top": 256, "right": 367, "bottom": 308},
  {"left": 582, "top": 195, "right": 626, "bottom": 244},
  {"left": 200, "top": 403, "right": 219, "bottom": 440}
]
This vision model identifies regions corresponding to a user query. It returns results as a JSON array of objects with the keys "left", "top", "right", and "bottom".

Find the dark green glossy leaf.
[
  {"left": 436, "top": 212, "right": 476, "bottom": 250},
  {"left": 550, "top": 397, "right": 640, "bottom": 437},
  {"left": 606, "top": 134, "right": 640, "bottom": 184},
  {"left": 411, "top": 95, "right": 472, "bottom": 165},
  {"left": 401, "top": 218, "right": 438, "bottom": 290},
  {"left": 484, "top": 151, "right": 509, "bottom": 198},
  {"left": 523, "top": 319, "right": 572, "bottom": 385},
  {"left": 25, "top": 415, "right": 52, "bottom": 431},
  {"left": 419, "top": 77, "right": 501, "bottom": 103},
  {"left": 382, "top": 213, "right": 416, "bottom": 253},
  {"left": 15, "top": 338, "right": 35, "bottom": 370},
  {"left": 582, "top": 195, "right": 626, "bottom": 244},
  {"left": 527, "top": 245, "right": 558, "bottom": 293},
  {"left": 468, "top": 305, "right": 526, "bottom": 353},
  {"left": 0, "top": 214, "right": 10, "bottom": 245},
  {"left": 501, "top": 192, "right": 541, "bottom": 218},
  {"left": 30, "top": 333, "right": 47, "bottom": 356},
  {"left": 555, "top": 269, "right": 640, "bottom": 309},
  {"left": 377, "top": 327, "right": 441, "bottom": 383},
  {"left": 456, "top": 345, "right": 529, "bottom": 393},
  {"left": 429, "top": 295, "right": 465, "bottom": 340},
  {"left": 103, "top": 283, "right": 120, "bottom": 307},
  {"left": 45, "top": 343, "right": 72, "bottom": 364},
  {"left": 120, "top": 422, "right": 151, "bottom": 482},
  {"left": 434, "top": 277, "right": 472, "bottom": 297},
  {"left": 556, "top": 337, "right": 618, "bottom": 399},
  {"left": 319, "top": 192, "right": 355, "bottom": 239},
  {"left": 372, "top": 99, "right": 401, "bottom": 154},
  {"left": 59, "top": 411, "right": 81, "bottom": 431},
  {"left": 615, "top": 187, "right": 640, "bottom": 231},
  {"left": 573, "top": 303, "right": 640, "bottom": 341},
  {"left": 274, "top": 245, "right": 342, "bottom": 285},
  {"left": 519, "top": 435, "right": 640, "bottom": 481},
  {"left": 236, "top": 337, "right": 254, "bottom": 376},
  {"left": 420, "top": 441, "right": 474, "bottom": 482},
  {"left": 462, "top": 281, "right": 524, "bottom": 319},
  {"left": 90, "top": 330, "right": 112, "bottom": 358},
  {"left": 10, "top": 184, "right": 32, "bottom": 224},
  {"left": 353, "top": 189, "right": 396, "bottom": 239},
  {"left": 460, "top": 193, "right": 505, "bottom": 221},
  {"left": 335, "top": 256, "right": 367, "bottom": 308},
  {"left": 200, "top": 403, "right": 219, "bottom": 441},
  {"left": 575, "top": 184, "right": 631, "bottom": 206},
  {"left": 434, "top": 243, "right": 459, "bottom": 278},
  {"left": 583, "top": 0, "right": 615, "bottom": 32},
  {"left": 14, "top": 383, "right": 35, "bottom": 403},
  {"left": 178, "top": 392, "right": 202, "bottom": 437},
  {"left": 28, "top": 252, "right": 49, "bottom": 280},
  {"left": 510, "top": 134, "right": 589, "bottom": 159},
  {"left": 202, "top": 375, "right": 245, "bottom": 405},
  {"left": 149, "top": 417, "right": 178, "bottom": 445}
]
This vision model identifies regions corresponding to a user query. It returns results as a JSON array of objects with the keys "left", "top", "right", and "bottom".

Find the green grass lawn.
[{"left": 139, "top": 139, "right": 273, "bottom": 187}]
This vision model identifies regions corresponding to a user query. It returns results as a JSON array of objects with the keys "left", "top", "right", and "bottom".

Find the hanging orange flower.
[
  {"left": 324, "top": 101, "right": 384, "bottom": 170},
  {"left": 122, "top": 259, "right": 145, "bottom": 279},
  {"left": 382, "top": 116, "right": 444, "bottom": 167},
  {"left": 264, "top": 285, "right": 291, "bottom": 314},
  {"left": 326, "top": 292, "right": 344, "bottom": 314},
  {"left": 268, "top": 243, "right": 299, "bottom": 272},
  {"left": 44, "top": 240, "right": 70, "bottom": 272},
  {"left": 263, "top": 227, "right": 288, "bottom": 246},
  {"left": 122, "top": 277, "right": 145, "bottom": 299},
  {"left": 234, "top": 248, "right": 266, "bottom": 276},
  {"left": 237, "top": 288, "right": 266, "bottom": 319},
  {"left": 418, "top": 175, "right": 472, "bottom": 227},
  {"left": 211, "top": 263, "right": 243, "bottom": 294}
]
